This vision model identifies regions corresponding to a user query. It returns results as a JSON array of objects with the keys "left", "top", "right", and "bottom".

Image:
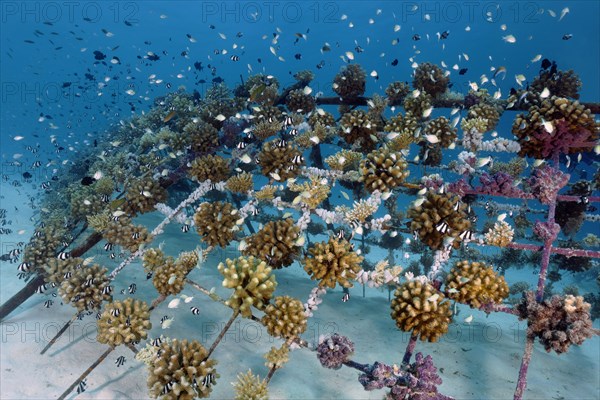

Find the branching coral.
[
  {"left": 512, "top": 96, "right": 599, "bottom": 159},
  {"left": 288, "top": 177, "right": 331, "bottom": 209},
  {"left": 226, "top": 173, "right": 254, "bottom": 194},
  {"left": 479, "top": 172, "right": 527, "bottom": 197},
  {"left": 359, "top": 147, "right": 409, "bottom": 193},
  {"left": 445, "top": 260, "right": 509, "bottom": 308},
  {"left": 555, "top": 180, "right": 591, "bottom": 236},
  {"left": 404, "top": 92, "right": 433, "bottom": 120},
  {"left": 516, "top": 292, "right": 596, "bottom": 354},
  {"left": 183, "top": 120, "right": 220, "bottom": 155},
  {"left": 153, "top": 252, "right": 197, "bottom": 296},
  {"left": 385, "top": 81, "right": 410, "bottom": 105},
  {"left": 59, "top": 264, "right": 113, "bottom": 312},
  {"left": 189, "top": 155, "right": 230, "bottom": 183},
  {"left": 262, "top": 295, "right": 307, "bottom": 339},
  {"left": 264, "top": 344, "right": 289, "bottom": 370},
  {"left": 303, "top": 237, "right": 364, "bottom": 289},
  {"left": 412, "top": 62, "right": 449, "bottom": 97},
  {"left": 308, "top": 110, "right": 336, "bottom": 128},
  {"left": 530, "top": 69, "right": 582, "bottom": 100},
  {"left": 147, "top": 339, "right": 218, "bottom": 399},
  {"left": 123, "top": 178, "right": 167, "bottom": 215},
  {"left": 423, "top": 117, "right": 458, "bottom": 148},
  {"left": 467, "top": 103, "right": 500, "bottom": 132},
  {"left": 325, "top": 149, "right": 363, "bottom": 171},
  {"left": 484, "top": 221, "right": 515, "bottom": 247},
  {"left": 316, "top": 333, "right": 354, "bottom": 369},
  {"left": 97, "top": 298, "right": 151, "bottom": 346},
  {"left": 333, "top": 64, "right": 366, "bottom": 99},
  {"left": 286, "top": 88, "right": 315, "bottom": 113},
  {"left": 242, "top": 218, "right": 301, "bottom": 269},
  {"left": 527, "top": 166, "right": 570, "bottom": 205},
  {"left": 257, "top": 139, "right": 303, "bottom": 181},
  {"left": 103, "top": 216, "right": 153, "bottom": 253},
  {"left": 218, "top": 256, "right": 277, "bottom": 318},
  {"left": 193, "top": 201, "right": 238, "bottom": 248},
  {"left": 232, "top": 370, "right": 268, "bottom": 400},
  {"left": 340, "top": 109, "right": 378, "bottom": 152},
  {"left": 43, "top": 257, "right": 83, "bottom": 283},
  {"left": 407, "top": 191, "right": 472, "bottom": 250},
  {"left": 390, "top": 280, "right": 452, "bottom": 342}
]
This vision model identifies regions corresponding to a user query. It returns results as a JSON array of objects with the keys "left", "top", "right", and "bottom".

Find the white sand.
[{"left": 1, "top": 191, "right": 599, "bottom": 399}]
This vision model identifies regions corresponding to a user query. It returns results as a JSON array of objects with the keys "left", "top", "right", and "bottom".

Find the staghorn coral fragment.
[
  {"left": 97, "top": 298, "right": 151, "bottom": 347},
  {"left": 303, "top": 237, "right": 363, "bottom": 289},
  {"left": 308, "top": 110, "right": 336, "bottom": 128},
  {"left": 194, "top": 201, "right": 238, "bottom": 248},
  {"left": 226, "top": 172, "right": 254, "bottom": 194},
  {"left": 359, "top": 146, "right": 409, "bottom": 193},
  {"left": 147, "top": 338, "right": 218, "bottom": 399},
  {"left": 390, "top": 280, "right": 452, "bottom": 342},
  {"left": 232, "top": 370, "right": 268, "bottom": 400},
  {"left": 325, "top": 149, "right": 363, "bottom": 171},
  {"left": 254, "top": 184, "right": 279, "bottom": 202},
  {"left": 288, "top": 177, "right": 331, "bottom": 209},
  {"left": 43, "top": 257, "right": 84, "bottom": 283},
  {"left": 242, "top": 218, "right": 301, "bottom": 269},
  {"left": 262, "top": 295, "right": 307, "bottom": 339},
  {"left": 153, "top": 252, "right": 197, "bottom": 297},
  {"left": 340, "top": 109, "right": 378, "bottom": 152},
  {"left": 445, "top": 260, "right": 509, "bottom": 308},
  {"left": 143, "top": 247, "right": 167, "bottom": 272},
  {"left": 59, "top": 264, "right": 113, "bottom": 312},
  {"left": 218, "top": 256, "right": 277, "bottom": 318}
]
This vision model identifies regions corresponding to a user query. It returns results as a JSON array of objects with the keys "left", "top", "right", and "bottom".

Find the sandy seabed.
[{"left": 1, "top": 185, "right": 598, "bottom": 400}]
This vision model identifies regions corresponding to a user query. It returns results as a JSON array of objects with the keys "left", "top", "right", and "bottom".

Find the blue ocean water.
[{"left": 0, "top": 1, "right": 599, "bottom": 399}]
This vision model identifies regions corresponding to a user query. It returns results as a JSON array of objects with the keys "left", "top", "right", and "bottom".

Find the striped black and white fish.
[
  {"left": 35, "top": 284, "right": 47, "bottom": 294},
  {"left": 162, "top": 382, "right": 174, "bottom": 395},
  {"left": 146, "top": 272, "right": 153, "bottom": 279},
  {"left": 102, "top": 285, "right": 113, "bottom": 295},
  {"left": 76, "top": 380, "right": 87, "bottom": 394},
  {"left": 151, "top": 337, "right": 162, "bottom": 347},
  {"left": 84, "top": 278, "right": 95, "bottom": 287},
  {"left": 283, "top": 116, "right": 293, "bottom": 127},
  {"left": 131, "top": 232, "right": 140, "bottom": 240},
  {"left": 181, "top": 224, "right": 190, "bottom": 233},
  {"left": 104, "top": 242, "right": 114, "bottom": 251},
  {"left": 57, "top": 251, "right": 70, "bottom": 260},
  {"left": 291, "top": 155, "right": 304, "bottom": 164},
  {"left": 44, "top": 300, "right": 53, "bottom": 308},
  {"left": 336, "top": 229, "right": 345, "bottom": 240},
  {"left": 276, "top": 139, "right": 287, "bottom": 148},
  {"left": 110, "top": 253, "right": 116, "bottom": 260},
  {"left": 110, "top": 308, "right": 120, "bottom": 317},
  {"left": 202, "top": 373, "right": 214, "bottom": 387},
  {"left": 128, "top": 283, "right": 137, "bottom": 294},
  {"left": 230, "top": 55, "right": 239, "bottom": 61},
  {"left": 160, "top": 315, "right": 170, "bottom": 324},
  {"left": 435, "top": 221, "right": 450, "bottom": 234},
  {"left": 342, "top": 293, "right": 350, "bottom": 302},
  {"left": 190, "top": 306, "right": 200, "bottom": 315},
  {"left": 8, "top": 248, "right": 21, "bottom": 258},
  {"left": 459, "top": 230, "right": 474, "bottom": 241},
  {"left": 115, "top": 355, "right": 126, "bottom": 367},
  {"left": 63, "top": 271, "right": 72, "bottom": 279},
  {"left": 101, "top": 194, "right": 110, "bottom": 203},
  {"left": 17, "top": 262, "right": 31, "bottom": 272}
]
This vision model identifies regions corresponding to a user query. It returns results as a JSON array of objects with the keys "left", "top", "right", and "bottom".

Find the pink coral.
[
  {"left": 529, "top": 120, "right": 597, "bottom": 159},
  {"left": 527, "top": 166, "right": 570, "bottom": 204},
  {"left": 533, "top": 221, "right": 561, "bottom": 242},
  {"left": 478, "top": 172, "right": 527, "bottom": 197},
  {"left": 447, "top": 179, "right": 471, "bottom": 197}
]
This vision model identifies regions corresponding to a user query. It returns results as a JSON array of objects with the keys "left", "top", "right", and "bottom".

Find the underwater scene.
[{"left": 1, "top": 1, "right": 599, "bottom": 399}]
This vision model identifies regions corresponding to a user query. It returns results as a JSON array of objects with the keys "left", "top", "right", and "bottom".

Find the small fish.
[
  {"left": 459, "top": 230, "right": 474, "bottom": 241},
  {"left": 502, "top": 35, "right": 516, "bottom": 43},
  {"left": 436, "top": 221, "right": 450, "bottom": 234},
  {"left": 202, "top": 373, "right": 214, "bottom": 387},
  {"left": 181, "top": 224, "right": 190, "bottom": 233},
  {"left": 115, "top": 356, "right": 126, "bottom": 367},
  {"left": 540, "top": 87, "right": 550, "bottom": 98},
  {"left": 110, "top": 308, "right": 120, "bottom": 317},
  {"left": 44, "top": 300, "right": 53, "bottom": 308},
  {"left": 424, "top": 134, "right": 439, "bottom": 144},
  {"left": 151, "top": 337, "right": 163, "bottom": 347},
  {"left": 464, "top": 315, "right": 473, "bottom": 324},
  {"left": 168, "top": 298, "right": 181, "bottom": 309},
  {"left": 190, "top": 306, "right": 200, "bottom": 315},
  {"left": 162, "top": 382, "right": 174, "bottom": 395},
  {"left": 77, "top": 380, "right": 87, "bottom": 394},
  {"left": 57, "top": 251, "right": 70, "bottom": 260},
  {"left": 427, "top": 294, "right": 440, "bottom": 302},
  {"left": 163, "top": 110, "right": 177, "bottom": 123},
  {"left": 562, "top": 34, "right": 572, "bottom": 40},
  {"left": 128, "top": 283, "right": 137, "bottom": 294},
  {"left": 102, "top": 286, "right": 113, "bottom": 295},
  {"left": 342, "top": 293, "right": 350, "bottom": 302},
  {"left": 497, "top": 213, "right": 507, "bottom": 222}
]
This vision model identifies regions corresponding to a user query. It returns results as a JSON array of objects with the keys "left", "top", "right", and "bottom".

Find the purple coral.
[
  {"left": 533, "top": 221, "right": 560, "bottom": 242},
  {"left": 447, "top": 179, "right": 471, "bottom": 197},
  {"left": 529, "top": 119, "right": 597, "bottom": 159},
  {"left": 516, "top": 291, "right": 597, "bottom": 354},
  {"left": 478, "top": 172, "right": 526, "bottom": 197},
  {"left": 316, "top": 333, "right": 354, "bottom": 370},
  {"left": 527, "top": 165, "right": 570, "bottom": 205},
  {"left": 358, "top": 362, "right": 399, "bottom": 390}
]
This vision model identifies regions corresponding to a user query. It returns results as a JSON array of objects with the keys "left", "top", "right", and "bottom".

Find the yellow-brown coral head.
[
  {"left": 303, "top": 237, "right": 363, "bottom": 289},
  {"left": 407, "top": 191, "right": 471, "bottom": 251},
  {"left": 445, "top": 260, "right": 509, "bottom": 309},
  {"left": 123, "top": 178, "right": 167, "bottom": 215},
  {"left": 218, "top": 256, "right": 277, "bottom": 318},
  {"left": 257, "top": 139, "right": 304, "bottom": 182},
  {"left": 242, "top": 218, "right": 301, "bottom": 269},
  {"left": 412, "top": 62, "right": 449, "bottom": 97},
  {"left": 262, "top": 295, "right": 307, "bottom": 339},
  {"left": 97, "top": 298, "right": 151, "bottom": 347},
  {"left": 147, "top": 338, "right": 218, "bottom": 399},
  {"left": 194, "top": 201, "right": 238, "bottom": 248},
  {"left": 359, "top": 146, "right": 409, "bottom": 193},
  {"left": 59, "top": 264, "right": 113, "bottom": 312},
  {"left": 189, "top": 155, "right": 230, "bottom": 183},
  {"left": 390, "top": 280, "right": 451, "bottom": 342}
]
